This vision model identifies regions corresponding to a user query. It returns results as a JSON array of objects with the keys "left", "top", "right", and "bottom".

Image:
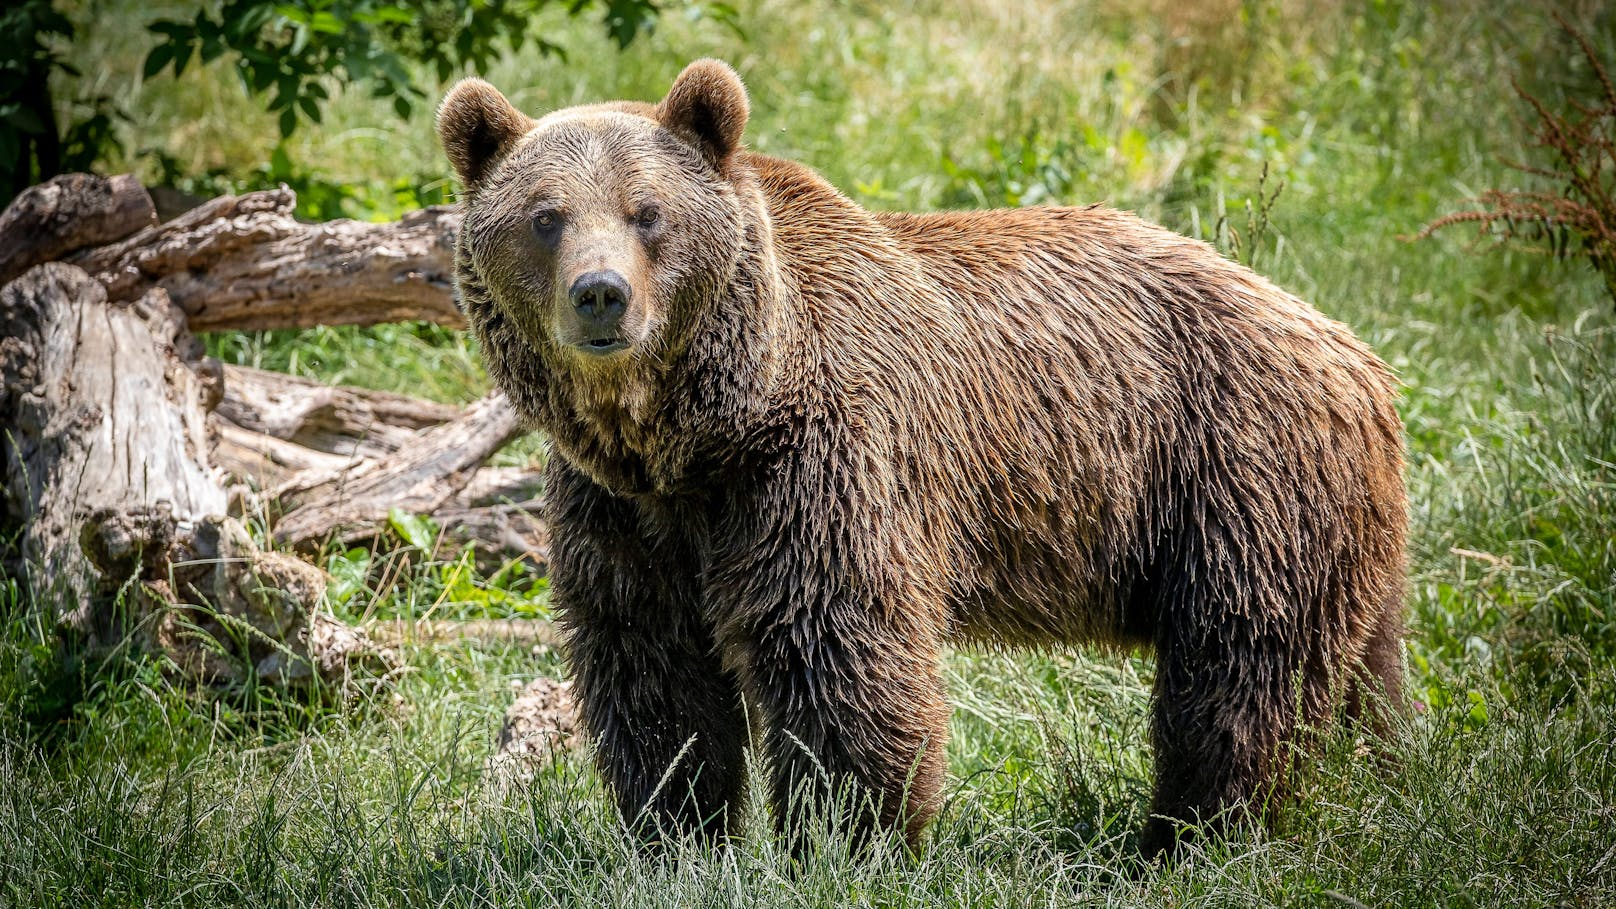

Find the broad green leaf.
[{"left": 388, "top": 507, "right": 436, "bottom": 550}]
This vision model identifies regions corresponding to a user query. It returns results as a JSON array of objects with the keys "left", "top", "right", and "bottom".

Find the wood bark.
[
  {"left": 272, "top": 391, "right": 525, "bottom": 549},
  {"left": 217, "top": 364, "right": 462, "bottom": 460},
  {"left": 370, "top": 618, "right": 559, "bottom": 648},
  {"left": 73, "top": 187, "right": 465, "bottom": 331},
  {"left": 0, "top": 263, "right": 226, "bottom": 625},
  {"left": 434, "top": 498, "right": 549, "bottom": 568},
  {"left": 1, "top": 174, "right": 549, "bottom": 677},
  {"left": 0, "top": 173, "right": 157, "bottom": 287},
  {"left": 0, "top": 263, "right": 389, "bottom": 683}
]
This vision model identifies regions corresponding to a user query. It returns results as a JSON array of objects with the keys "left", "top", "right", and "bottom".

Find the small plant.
[
  {"left": 1190, "top": 160, "right": 1285, "bottom": 270},
  {"left": 1413, "top": 14, "right": 1616, "bottom": 308}
]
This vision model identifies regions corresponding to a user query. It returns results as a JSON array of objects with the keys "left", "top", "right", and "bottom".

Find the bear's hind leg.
[
  {"left": 1142, "top": 616, "right": 1305, "bottom": 859},
  {"left": 1345, "top": 602, "right": 1407, "bottom": 737}
]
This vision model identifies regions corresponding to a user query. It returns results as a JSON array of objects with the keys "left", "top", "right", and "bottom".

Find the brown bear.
[{"left": 436, "top": 59, "right": 1407, "bottom": 857}]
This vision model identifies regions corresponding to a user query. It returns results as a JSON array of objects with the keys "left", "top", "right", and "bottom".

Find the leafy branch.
[
  {"left": 1413, "top": 13, "right": 1616, "bottom": 308},
  {"left": 142, "top": 0, "right": 661, "bottom": 138}
]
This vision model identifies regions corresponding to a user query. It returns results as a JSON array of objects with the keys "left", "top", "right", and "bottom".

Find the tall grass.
[{"left": 4, "top": 0, "right": 1614, "bottom": 905}]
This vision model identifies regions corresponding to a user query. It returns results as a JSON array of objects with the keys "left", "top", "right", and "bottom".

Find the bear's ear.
[
  {"left": 436, "top": 78, "right": 535, "bottom": 192},
  {"left": 657, "top": 59, "right": 749, "bottom": 171}
]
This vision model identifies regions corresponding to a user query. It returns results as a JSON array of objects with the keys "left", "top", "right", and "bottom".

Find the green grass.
[{"left": 4, "top": 0, "right": 1616, "bottom": 905}]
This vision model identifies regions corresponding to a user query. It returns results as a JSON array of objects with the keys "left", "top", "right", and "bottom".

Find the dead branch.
[
  {"left": 218, "top": 363, "right": 463, "bottom": 459},
  {"left": 0, "top": 173, "right": 156, "bottom": 287},
  {"left": 73, "top": 187, "right": 465, "bottom": 331},
  {"left": 272, "top": 391, "right": 524, "bottom": 549}
]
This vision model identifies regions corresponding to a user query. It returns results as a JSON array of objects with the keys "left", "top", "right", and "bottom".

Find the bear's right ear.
[
  {"left": 436, "top": 79, "right": 535, "bottom": 192},
  {"left": 657, "top": 59, "right": 749, "bottom": 171}
]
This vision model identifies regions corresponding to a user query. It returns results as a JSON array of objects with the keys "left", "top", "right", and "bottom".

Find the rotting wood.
[
  {"left": 428, "top": 498, "right": 548, "bottom": 567},
  {"left": 272, "top": 391, "right": 524, "bottom": 549},
  {"left": 218, "top": 364, "right": 462, "bottom": 459},
  {"left": 0, "top": 262, "right": 391, "bottom": 684},
  {"left": 73, "top": 187, "right": 465, "bottom": 331},
  {"left": 0, "top": 173, "right": 156, "bottom": 287},
  {"left": 0, "top": 264, "right": 226, "bottom": 626},
  {"left": 370, "top": 618, "right": 559, "bottom": 648},
  {"left": 211, "top": 416, "right": 357, "bottom": 488},
  {"left": 1, "top": 174, "right": 553, "bottom": 684}
]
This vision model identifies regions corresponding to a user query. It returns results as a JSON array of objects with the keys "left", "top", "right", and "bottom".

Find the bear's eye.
[
  {"left": 635, "top": 205, "right": 661, "bottom": 228},
  {"left": 532, "top": 209, "right": 563, "bottom": 235}
]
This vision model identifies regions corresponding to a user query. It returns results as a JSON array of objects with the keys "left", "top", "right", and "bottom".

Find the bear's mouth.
[{"left": 578, "top": 337, "right": 628, "bottom": 356}]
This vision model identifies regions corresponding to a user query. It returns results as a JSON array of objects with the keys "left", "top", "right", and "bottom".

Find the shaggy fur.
[{"left": 438, "top": 59, "right": 1408, "bottom": 857}]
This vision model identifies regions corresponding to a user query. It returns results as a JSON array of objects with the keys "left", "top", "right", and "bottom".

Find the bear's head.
[{"left": 438, "top": 59, "right": 758, "bottom": 378}]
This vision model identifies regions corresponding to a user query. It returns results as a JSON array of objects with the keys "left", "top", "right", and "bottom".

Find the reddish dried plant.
[{"left": 1415, "top": 14, "right": 1616, "bottom": 308}]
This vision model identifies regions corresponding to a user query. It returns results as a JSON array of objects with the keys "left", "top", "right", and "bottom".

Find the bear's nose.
[{"left": 569, "top": 270, "right": 631, "bottom": 328}]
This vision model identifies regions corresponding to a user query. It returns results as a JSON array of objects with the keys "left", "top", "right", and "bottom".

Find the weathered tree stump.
[
  {"left": 0, "top": 262, "right": 391, "bottom": 683},
  {"left": 0, "top": 173, "right": 552, "bottom": 688},
  {"left": 1, "top": 264, "right": 226, "bottom": 626}
]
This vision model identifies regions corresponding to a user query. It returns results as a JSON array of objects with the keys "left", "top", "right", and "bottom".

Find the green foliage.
[
  {"left": 150, "top": 142, "right": 452, "bottom": 221},
  {"left": 0, "top": 0, "right": 122, "bottom": 197},
  {"left": 387, "top": 507, "right": 438, "bottom": 552},
  {"left": 141, "top": 0, "right": 659, "bottom": 140},
  {"left": 0, "top": 0, "right": 670, "bottom": 205}
]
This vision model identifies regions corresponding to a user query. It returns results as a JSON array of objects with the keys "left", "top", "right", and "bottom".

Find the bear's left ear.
[
  {"left": 437, "top": 78, "right": 535, "bottom": 192},
  {"left": 657, "top": 59, "right": 749, "bottom": 171}
]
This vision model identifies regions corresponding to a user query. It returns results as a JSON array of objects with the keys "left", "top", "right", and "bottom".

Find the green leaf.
[
  {"left": 326, "top": 547, "right": 372, "bottom": 605},
  {"left": 142, "top": 43, "right": 173, "bottom": 79},
  {"left": 387, "top": 507, "right": 436, "bottom": 550},
  {"left": 147, "top": 20, "right": 190, "bottom": 40},
  {"left": 269, "top": 143, "right": 292, "bottom": 178},
  {"left": 172, "top": 39, "right": 195, "bottom": 77},
  {"left": 278, "top": 107, "right": 296, "bottom": 137},
  {"left": 367, "top": 6, "right": 414, "bottom": 24},
  {"left": 248, "top": 61, "right": 276, "bottom": 92},
  {"left": 298, "top": 94, "right": 321, "bottom": 123},
  {"left": 4, "top": 105, "right": 44, "bottom": 134},
  {"left": 308, "top": 11, "right": 342, "bottom": 34}
]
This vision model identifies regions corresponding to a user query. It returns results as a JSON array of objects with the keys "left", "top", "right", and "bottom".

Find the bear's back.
[{"left": 746, "top": 152, "right": 1402, "bottom": 646}]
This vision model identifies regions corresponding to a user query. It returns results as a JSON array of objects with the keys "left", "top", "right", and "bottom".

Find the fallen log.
[
  {"left": 272, "top": 391, "right": 524, "bottom": 549},
  {"left": 0, "top": 173, "right": 156, "bottom": 286},
  {"left": 456, "top": 465, "right": 546, "bottom": 507},
  {"left": 74, "top": 187, "right": 464, "bottom": 331},
  {"left": 434, "top": 498, "right": 549, "bottom": 567},
  {"left": 370, "top": 618, "right": 559, "bottom": 648},
  {"left": 0, "top": 262, "right": 390, "bottom": 683},
  {"left": 2, "top": 174, "right": 552, "bottom": 679},
  {"left": 218, "top": 363, "right": 462, "bottom": 459}
]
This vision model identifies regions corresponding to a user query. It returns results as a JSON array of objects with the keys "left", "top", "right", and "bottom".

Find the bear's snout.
[{"left": 567, "top": 270, "right": 632, "bottom": 354}]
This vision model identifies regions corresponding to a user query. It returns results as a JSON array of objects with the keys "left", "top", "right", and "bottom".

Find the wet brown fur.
[{"left": 438, "top": 60, "right": 1408, "bottom": 857}]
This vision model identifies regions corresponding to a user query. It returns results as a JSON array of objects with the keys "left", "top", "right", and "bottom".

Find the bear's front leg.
[
  {"left": 547, "top": 460, "right": 749, "bottom": 845},
  {"left": 748, "top": 610, "right": 950, "bottom": 851},
  {"left": 708, "top": 466, "right": 951, "bottom": 852}
]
